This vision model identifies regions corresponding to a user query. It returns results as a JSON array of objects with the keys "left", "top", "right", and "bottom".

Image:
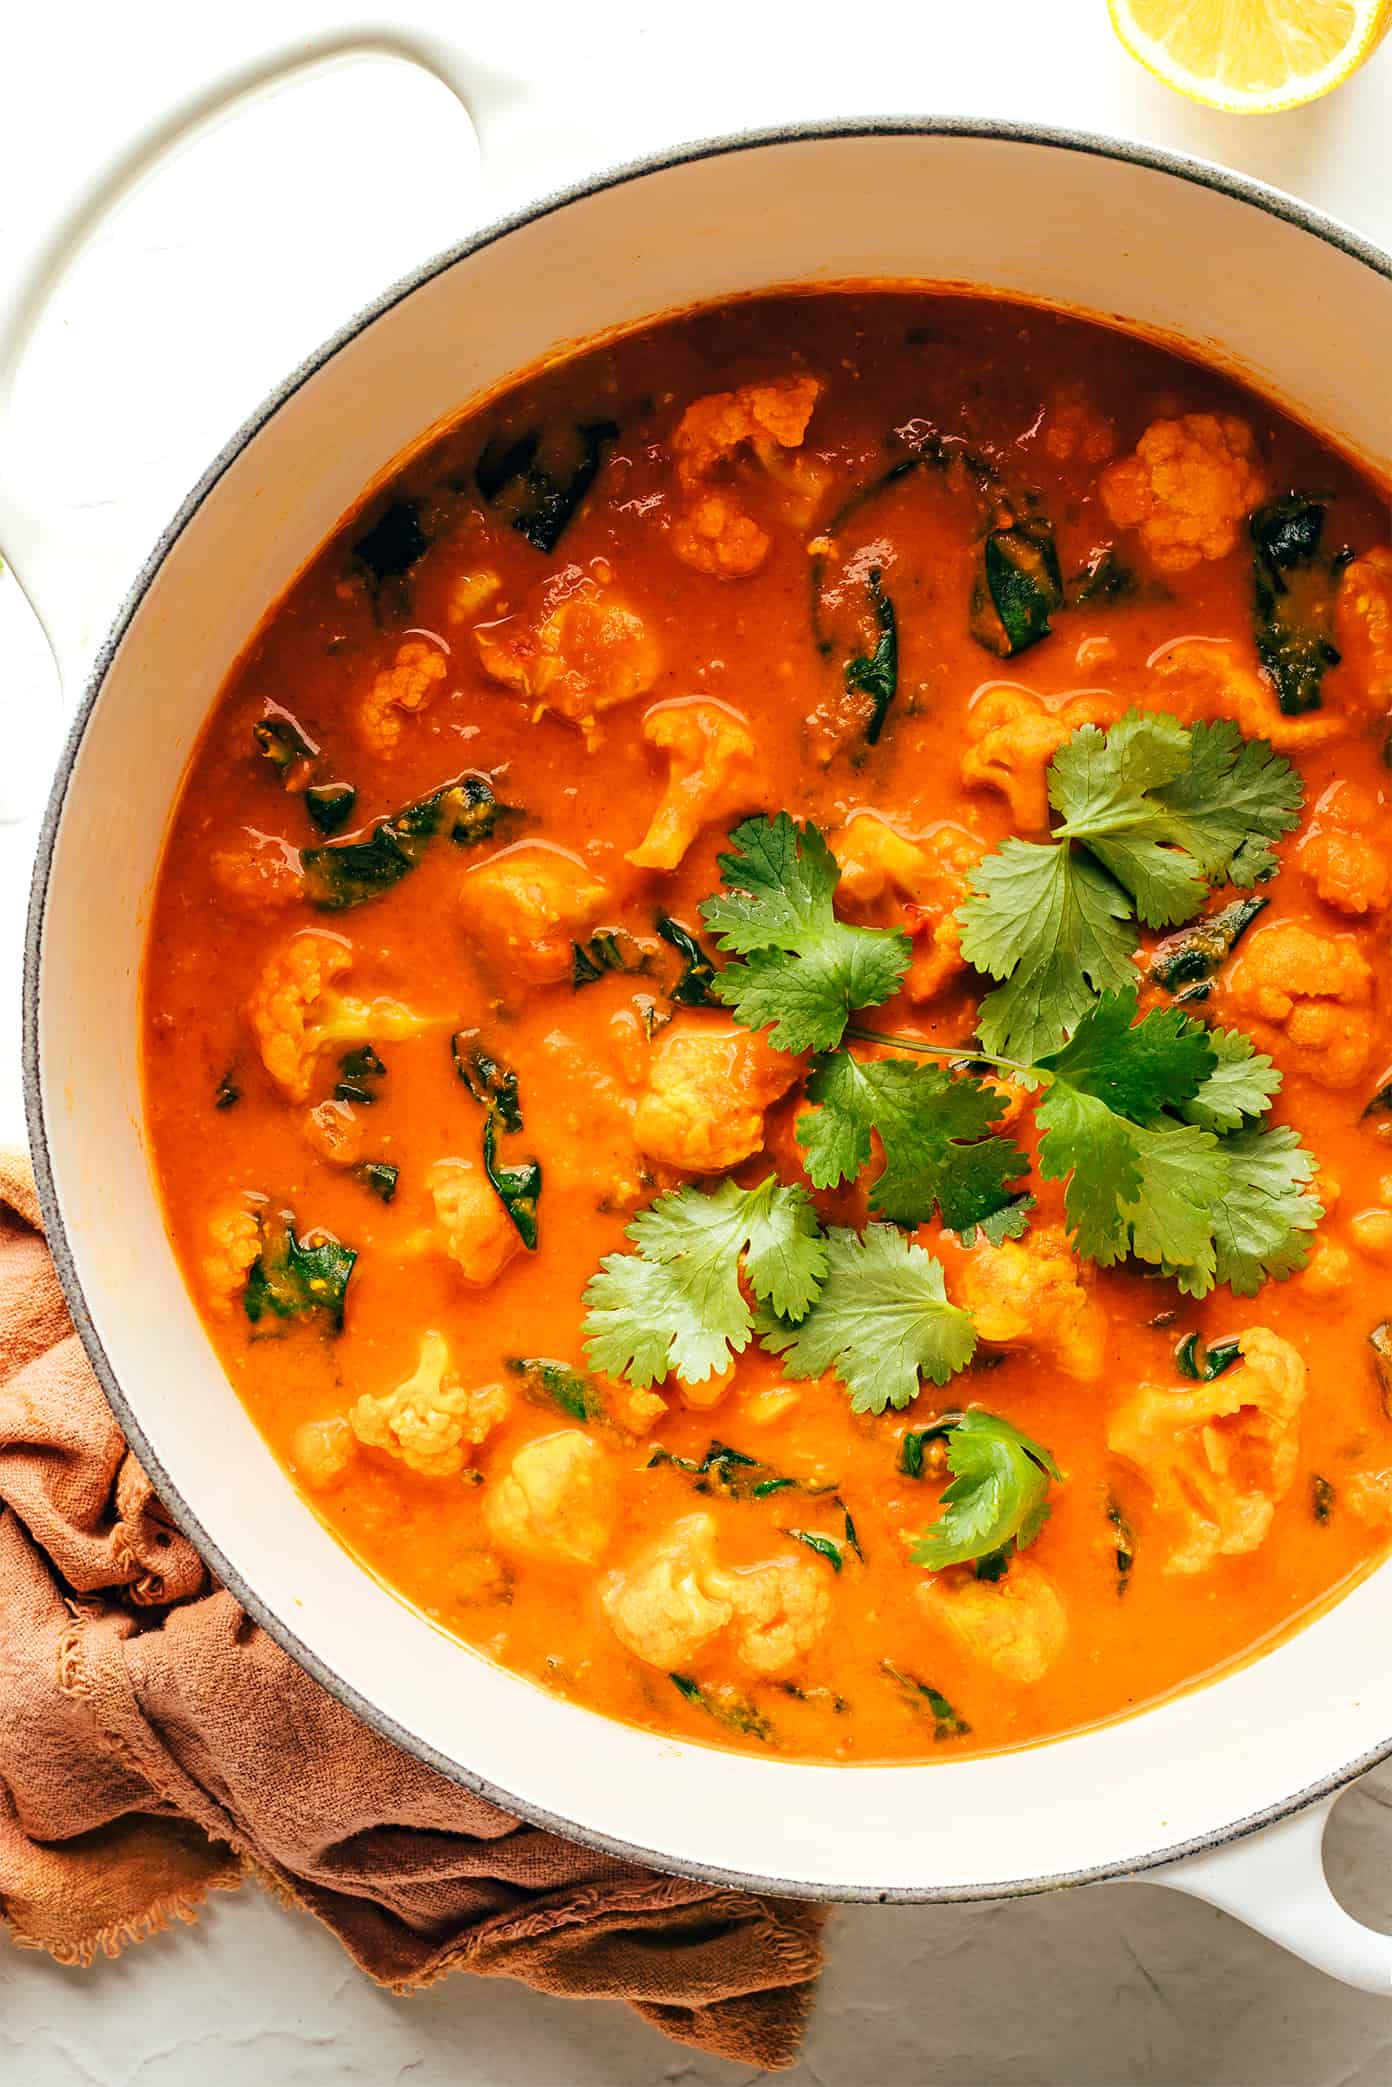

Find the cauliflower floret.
[
  {"left": 602, "top": 1511, "right": 830, "bottom": 1675},
  {"left": 474, "top": 583, "right": 660, "bottom": 724},
  {"left": 960, "top": 687, "right": 1116, "bottom": 832},
  {"left": 484, "top": 1430, "right": 615, "bottom": 1563},
  {"left": 669, "top": 375, "right": 824, "bottom": 578},
  {"left": 727, "top": 1549, "right": 832, "bottom": 1674},
  {"left": 247, "top": 932, "right": 428, "bottom": 1103},
  {"left": 357, "top": 637, "right": 449, "bottom": 751},
  {"left": 1151, "top": 639, "right": 1346, "bottom": 751},
  {"left": 834, "top": 813, "right": 984, "bottom": 1003},
  {"left": 1299, "top": 809, "right": 1390, "bottom": 918},
  {"left": 458, "top": 843, "right": 611, "bottom": 987},
  {"left": 302, "top": 1098, "right": 364, "bottom": 1167},
  {"left": 1107, "top": 1326, "right": 1306, "bottom": 1574},
  {"left": 292, "top": 1416, "right": 357, "bottom": 1491},
  {"left": 1347, "top": 1469, "right": 1392, "bottom": 1528},
  {"left": 211, "top": 836, "right": 304, "bottom": 913},
  {"left": 1226, "top": 920, "right": 1375, "bottom": 1089},
  {"left": 956, "top": 1226, "right": 1106, "bottom": 1383},
  {"left": 350, "top": 1330, "right": 507, "bottom": 1478},
  {"left": 633, "top": 1017, "right": 803, "bottom": 1173},
  {"left": 1300, "top": 1237, "right": 1353, "bottom": 1299},
  {"left": 447, "top": 568, "right": 502, "bottom": 625},
  {"left": 669, "top": 493, "right": 771, "bottom": 579},
  {"left": 426, "top": 1157, "right": 523, "bottom": 1287},
  {"left": 674, "top": 376, "right": 823, "bottom": 488},
  {"left": 1040, "top": 388, "right": 1117, "bottom": 466},
  {"left": 627, "top": 700, "right": 761, "bottom": 871},
  {"left": 202, "top": 1203, "right": 261, "bottom": 1312},
  {"left": 1334, "top": 546, "right": 1392, "bottom": 712},
  {"left": 602, "top": 1513, "right": 736, "bottom": 1668},
  {"left": 1100, "top": 413, "right": 1267, "bottom": 574},
  {"left": 918, "top": 1557, "right": 1067, "bottom": 1684}
]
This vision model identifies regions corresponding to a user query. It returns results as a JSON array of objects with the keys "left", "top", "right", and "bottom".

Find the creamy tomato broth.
[{"left": 143, "top": 291, "right": 1392, "bottom": 1763}]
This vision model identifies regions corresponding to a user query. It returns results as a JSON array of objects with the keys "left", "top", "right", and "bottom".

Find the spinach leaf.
[
  {"left": 333, "top": 1043, "right": 387, "bottom": 1105},
  {"left": 1149, "top": 896, "right": 1269, "bottom": 992},
  {"left": 475, "top": 420, "right": 618, "bottom": 554},
  {"left": 452, "top": 1031, "right": 523, "bottom": 1133},
  {"left": 1251, "top": 495, "right": 1344, "bottom": 715},
  {"left": 656, "top": 914, "right": 719, "bottom": 1006},
  {"left": 254, "top": 712, "right": 318, "bottom": 784},
  {"left": 788, "top": 1528, "right": 846, "bottom": 1572},
  {"left": 507, "top": 1356, "right": 605, "bottom": 1424},
  {"left": 353, "top": 1161, "right": 399, "bottom": 1203},
  {"left": 571, "top": 930, "right": 651, "bottom": 988},
  {"left": 305, "top": 781, "right": 357, "bottom": 835},
  {"left": 1174, "top": 1332, "right": 1243, "bottom": 1381},
  {"left": 669, "top": 1673, "right": 775, "bottom": 1742},
  {"left": 1313, "top": 1475, "right": 1336, "bottom": 1523},
  {"left": 1361, "top": 1079, "right": 1392, "bottom": 1122},
  {"left": 1069, "top": 546, "right": 1140, "bottom": 605},
  {"left": 302, "top": 773, "right": 509, "bottom": 910},
  {"left": 880, "top": 1659, "right": 970, "bottom": 1740},
  {"left": 646, "top": 1439, "right": 834, "bottom": 1503},
  {"left": 453, "top": 1031, "right": 541, "bottom": 1248},
  {"left": 1106, "top": 1493, "right": 1135, "bottom": 1594},
  {"left": 970, "top": 516, "right": 1064, "bottom": 658},
  {"left": 482, "top": 1112, "right": 541, "bottom": 1250},
  {"left": 243, "top": 1211, "right": 356, "bottom": 1332},
  {"left": 844, "top": 568, "right": 899, "bottom": 743},
  {"left": 353, "top": 499, "right": 428, "bottom": 585},
  {"left": 1371, "top": 1321, "right": 1392, "bottom": 1420}
]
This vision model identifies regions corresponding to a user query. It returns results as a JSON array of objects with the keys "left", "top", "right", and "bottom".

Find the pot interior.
[{"left": 29, "top": 127, "right": 1392, "bottom": 1897}]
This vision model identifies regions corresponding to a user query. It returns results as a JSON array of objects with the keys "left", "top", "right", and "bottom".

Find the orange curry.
[{"left": 143, "top": 291, "right": 1392, "bottom": 1762}]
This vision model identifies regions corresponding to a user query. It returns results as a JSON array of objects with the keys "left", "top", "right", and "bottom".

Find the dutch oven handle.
[
  {"left": 1135, "top": 1797, "right": 1391, "bottom": 1995},
  {"left": 0, "top": 23, "right": 594, "bottom": 812}
]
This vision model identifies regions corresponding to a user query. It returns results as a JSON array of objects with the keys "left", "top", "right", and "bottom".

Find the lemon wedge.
[{"left": 1110, "top": 0, "right": 1392, "bottom": 112}]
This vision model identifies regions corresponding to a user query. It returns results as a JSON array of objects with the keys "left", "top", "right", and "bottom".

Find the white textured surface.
[{"left": 1, "top": 2, "right": 1390, "bottom": 2077}]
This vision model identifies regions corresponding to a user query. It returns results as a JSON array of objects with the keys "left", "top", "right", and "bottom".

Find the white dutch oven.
[{"left": 4, "top": 26, "right": 1391, "bottom": 1996}]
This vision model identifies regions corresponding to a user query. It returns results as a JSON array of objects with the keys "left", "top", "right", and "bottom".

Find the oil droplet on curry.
[{"left": 143, "top": 292, "right": 1392, "bottom": 1762}]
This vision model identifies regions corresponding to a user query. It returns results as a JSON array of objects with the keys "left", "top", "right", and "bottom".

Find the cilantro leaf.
[
  {"left": 909, "top": 1411, "right": 1061, "bottom": 1571},
  {"left": 1208, "top": 1126, "right": 1322, "bottom": 1295},
  {"left": 959, "top": 712, "right": 1304, "bottom": 1063},
  {"left": 795, "top": 1053, "right": 1029, "bottom": 1230},
  {"left": 1031, "top": 988, "right": 1314, "bottom": 1297},
  {"left": 1177, "top": 1026, "right": 1282, "bottom": 1133},
  {"left": 958, "top": 840, "right": 1137, "bottom": 1065},
  {"left": 582, "top": 1175, "right": 827, "bottom": 1387},
  {"left": 759, "top": 1225, "right": 976, "bottom": 1413},
  {"left": 1154, "top": 720, "right": 1305, "bottom": 886},
  {"left": 701, "top": 814, "right": 911, "bottom": 1051},
  {"left": 1036, "top": 1081, "right": 1228, "bottom": 1283},
  {"left": 1051, "top": 711, "right": 1302, "bottom": 908},
  {"left": 1037, "top": 990, "right": 1216, "bottom": 1122}
]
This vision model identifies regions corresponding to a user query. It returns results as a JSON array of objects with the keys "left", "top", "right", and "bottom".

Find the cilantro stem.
[{"left": 843, "top": 1025, "right": 1038, "bottom": 1082}]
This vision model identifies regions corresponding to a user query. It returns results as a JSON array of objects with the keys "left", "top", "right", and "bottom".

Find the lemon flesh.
[{"left": 1111, "top": 0, "right": 1392, "bottom": 112}]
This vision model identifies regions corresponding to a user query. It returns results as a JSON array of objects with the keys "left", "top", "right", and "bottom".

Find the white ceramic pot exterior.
[{"left": 5, "top": 37, "right": 1391, "bottom": 1987}]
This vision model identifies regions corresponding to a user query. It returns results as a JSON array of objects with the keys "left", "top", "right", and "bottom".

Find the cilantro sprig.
[
  {"left": 796, "top": 1051, "right": 1031, "bottom": 1240},
  {"left": 908, "top": 1412, "right": 1060, "bottom": 1570},
  {"left": 582, "top": 1175, "right": 827, "bottom": 1387},
  {"left": 759, "top": 1225, "right": 977, "bottom": 1414},
  {"left": 701, "top": 813, "right": 911, "bottom": 1051},
  {"left": 957, "top": 710, "right": 1303, "bottom": 1063},
  {"left": 1033, "top": 987, "right": 1320, "bottom": 1297}
]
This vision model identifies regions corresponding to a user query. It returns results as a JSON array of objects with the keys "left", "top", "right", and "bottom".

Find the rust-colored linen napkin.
[{"left": 0, "top": 1152, "right": 822, "bottom": 2067}]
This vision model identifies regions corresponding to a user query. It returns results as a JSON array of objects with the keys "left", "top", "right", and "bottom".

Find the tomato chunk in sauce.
[{"left": 143, "top": 291, "right": 1392, "bottom": 1763}]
